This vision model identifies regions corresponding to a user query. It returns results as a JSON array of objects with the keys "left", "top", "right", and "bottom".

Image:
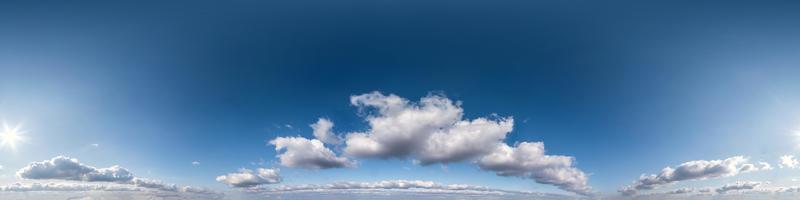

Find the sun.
[{"left": 0, "top": 123, "right": 25, "bottom": 151}]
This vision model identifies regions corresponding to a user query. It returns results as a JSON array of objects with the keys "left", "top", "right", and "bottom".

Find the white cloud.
[
  {"left": 17, "top": 156, "right": 134, "bottom": 183},
  {"left": 344, "top": 92, "right": 465, "bottom": 160},
  {"left": 0, "top": 182, "right": 223, "bottom": 200},
  {"left": 418, "top": 117, "right": 513, "bottom": 165},
  {"left": 0, "top": 182, "right": 140, "bottom": 192},
  {"left": 270, "top": 136, "right": 355, "bottom": 169},
  {"left": 619, "top": 156, "right": 762, "bottom": 195},
  {"left": 780, "top": 155, "right": 799, "bottom": 169},
  {"left": 215, "top": 168, "right": 281, "bottom": 188},
  {"left": 476, "top": 142, "right": 592, "bottom": 196},
  {"left": 716, "top": 181, "right": 763, "bottom": 193},
  {"left": 667, "top": 187, "right": 694, "bottom": 194},
  {"left": 91, "top": 144, "right": 99, "bottom": 147},
  {"left": 759, "top": 162, "right": 773, "bottom": 170},
  {"left": 13, "top": 156, "right": 216, "bottom": 196},
  {"left": 254, "top": 179, "right": 521, "bottom": 195},
  {"left": 0, "top": 165, "right": 3, "bottom": 170},
  {"left": 311, "top": 118, "right": 340, "bottom": 144},
  {"left": 192, "top": 161, "right": 200, "bottom": 166},
  {"left": 131, "top": 178, "right": 178, "bottom": 191}
]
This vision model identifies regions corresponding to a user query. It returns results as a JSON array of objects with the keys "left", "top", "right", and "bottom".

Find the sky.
[{"left": 1, "top": 1, "right": 800, "bottom": 200}]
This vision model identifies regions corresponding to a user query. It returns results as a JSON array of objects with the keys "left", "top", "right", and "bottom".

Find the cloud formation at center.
[{"left": 265, "top": 92, "right": 592, "bottom": 196}]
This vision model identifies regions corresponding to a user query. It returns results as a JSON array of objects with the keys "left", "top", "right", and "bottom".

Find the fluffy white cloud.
[
  {"left": 270, "top": 136, "right": 355, "bottom": 169},
  {"left": 780, "top": 155, "right": 799, "bottom": 169},
  {"left": 476, "top": 142, "right": 592, "bottom": 196},
  {"left": 192, "top": 161, "right": 200, "bottom": 166},
  {"left": 17, "top": 156, "right": 134, "bottom": 183},
  {"left": 269, "top": 92, "right": 591, "bottom": 196},
  {"left": 311, "top": 118, "right": 340, "bottom": 144},
  {"left": 344, "top": 92, "right": 465, "bottom": 159},
  {"left": 619, "top": 156, "right": 762, "bottom": 195},
  {"left": 216, "top": 168, "right": 282, "bottom": 188},
  {"left": 418, "top": 117, "right": 513, "bottom": 165},
  {"left": 342, "top": 92, "right": 528, "bottom": 166},
  {"left": 716, "top": 181, "right": 763, "bottom": 193}
]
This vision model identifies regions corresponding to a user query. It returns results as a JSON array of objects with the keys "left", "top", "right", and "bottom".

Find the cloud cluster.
[
  {"left": 619, "top": 156, "right": 766, "bottom": 195},
  {"left": 477, "top": 142, "right": 591, "bottom": 195},
  {"left": 265, "top": 92, "right": 591, "bottom": 196},
  {"left": 265, "top": 180, "right": 487, "bottom": 192},
  {"left": 780, "top": 155, "right": 798, "bottom": 169},
  {"left": 343, "top": 92, "right": 510, "bottom": 165},
  {"left": 13, "top": 156, "right": 218, "bottom": 197},
  {"left": 17, "top": 156, "right": 134, "bottom": 182},
  {"left": 215, "top": 168, "right": 282, "bottom": 188}
]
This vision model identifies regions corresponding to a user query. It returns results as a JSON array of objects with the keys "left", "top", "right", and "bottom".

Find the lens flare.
[{"left": 0, "top": 122, "right": 25, "bottom": 151}]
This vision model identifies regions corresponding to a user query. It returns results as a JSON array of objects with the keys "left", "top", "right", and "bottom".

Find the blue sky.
[{"left": 2, "top": 1, "right": 800, "bottom": 199}]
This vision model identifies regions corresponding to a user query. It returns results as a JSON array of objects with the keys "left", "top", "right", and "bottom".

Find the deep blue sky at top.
[{"left": 1, "top": 0, "right": 800, "bottom": 193}]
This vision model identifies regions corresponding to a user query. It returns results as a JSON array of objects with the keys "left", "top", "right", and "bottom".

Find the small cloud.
[
  {"left": 91, "top": 144, "right": 99, "bottom": 147},
  {"left": 619, "top": 156, "right": 762, "bottom": 195},
  {"left": 269, "top": 136, "right": 355, "bottom": 169},
  {"left": 192, "top": 161, "right": 200, "bottom": 166},
  {"left": 284, "top": 124, "right": 293, "bottom": 129},
  {"left": 716, "top": 181, "right": 763, "bottom": 193},
  {"left": 216, "top": 168, "right": 282, "bottom": 188},
  {"left": 0, "top": 165, "right": 4, "bottom": 170},
  {"left": 779, "top": 155, "right": 799, "bottom": 169}
]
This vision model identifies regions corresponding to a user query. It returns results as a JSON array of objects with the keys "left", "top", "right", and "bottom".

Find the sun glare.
[{"left": 0, "top": 123, "right": 25, "bottom": 151}]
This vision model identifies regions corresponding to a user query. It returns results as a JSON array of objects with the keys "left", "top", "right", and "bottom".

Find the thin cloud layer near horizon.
[{"left": 2, "top": 1, "right": 800, "bottom": 200}]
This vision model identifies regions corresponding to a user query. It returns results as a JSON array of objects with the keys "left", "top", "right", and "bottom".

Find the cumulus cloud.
[
  {"left": 311, "top": 118, "right": 340, "bottom": 144},
  {"left": 268, "top": 92, "right": 591, "bottom": 195},
  {"left": 344, "top": 92, "right": 465, "bottom": 160},
  {"left": 619, "top": 156, "right": 762, "bottom": 195},
  {"left": 192, "top": 161, "right": 200, "bottom": 166},
  {"left": 216, "top": 168, "right": 282, "bottom": 188},
  {"left": 780, "top": 155, "right": 799, "bottom": 169},
  {"left": 716, "top": 181, "right": 763, "bottom": 193},
  {"left": 270, "top": 136, "right": 355, "bottom": 169},
  {"left": 17, "top": 156, "right": 134, "bottom": 183},
  {"left": 476, "top": 142, "right": 592, "bottom": 196}
]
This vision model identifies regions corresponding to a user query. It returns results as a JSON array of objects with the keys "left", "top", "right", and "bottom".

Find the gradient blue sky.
[{"left": 1, "top": 1, "right": 800, "bottom": 199}]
